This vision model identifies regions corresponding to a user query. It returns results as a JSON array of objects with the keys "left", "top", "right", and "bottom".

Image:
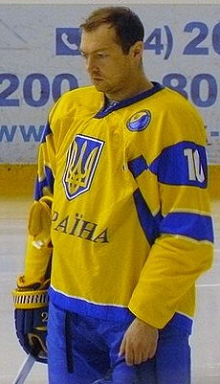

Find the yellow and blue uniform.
[
  {"left": 36, "top": 82, "right": 213, "bottom": 327},
  {"left": 33, "top": 82, "right": 213, "bottom": 383}
]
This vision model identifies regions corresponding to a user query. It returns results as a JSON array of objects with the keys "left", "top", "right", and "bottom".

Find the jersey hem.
[
  {"left": 49, "top": 287, "right": 193, "bottom": 333},
  {"left": 49, "top": 286, "right": 135, "bottom": 323}
]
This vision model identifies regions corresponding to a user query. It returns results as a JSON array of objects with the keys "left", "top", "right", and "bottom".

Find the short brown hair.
[{"left": 80, "top": 6, "right": 145, "bottom": 54}]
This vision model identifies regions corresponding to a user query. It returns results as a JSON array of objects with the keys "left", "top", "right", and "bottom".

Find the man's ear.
[{"left": 131, "top": 41, "right": 144, "bottom": 58}]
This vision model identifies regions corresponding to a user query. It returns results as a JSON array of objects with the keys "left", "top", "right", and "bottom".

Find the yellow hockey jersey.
[{"left": 34, "top": 82, "right": 214, "bottom": 330}]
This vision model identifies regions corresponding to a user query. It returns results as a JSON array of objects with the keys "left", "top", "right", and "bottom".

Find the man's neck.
[{"left": 105, "top": 78, "right": 154, "bottom": 102}]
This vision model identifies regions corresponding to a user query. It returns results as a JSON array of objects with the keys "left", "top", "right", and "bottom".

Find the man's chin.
[
  {"left": 93, "top": 85, "right": 107, "bottom": 93},
  {"left": 92, "top": 79, "right": 108, "bottom": 92}
]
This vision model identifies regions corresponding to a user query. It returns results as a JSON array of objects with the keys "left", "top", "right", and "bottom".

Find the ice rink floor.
[{"left": 0, "top": 195, "right": 220, "bottom": 384}]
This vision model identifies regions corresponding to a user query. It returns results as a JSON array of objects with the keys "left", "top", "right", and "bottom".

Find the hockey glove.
[
  {"left": 13, "top": 280, "right": 49, "bottom": 363},
  {"left": 13, "top": 195, "right": 53, "bottom": 363}
]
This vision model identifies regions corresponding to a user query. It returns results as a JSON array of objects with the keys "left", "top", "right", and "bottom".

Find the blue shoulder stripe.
[
  {"left": 40, "top": 122, "right": 52, "bottom": 143},
  {"left": 160, "top": 212, "right": 214, "bottom": 242},
  {"left": 34, "top": 165, "right": 54, "bottom": 200}
]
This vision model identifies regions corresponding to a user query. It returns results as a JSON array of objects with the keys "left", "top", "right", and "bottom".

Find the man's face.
[{"left": 80, "top": 24, "right": 136, "bottom": 99}]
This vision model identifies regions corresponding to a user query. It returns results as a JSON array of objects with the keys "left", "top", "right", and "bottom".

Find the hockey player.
[{"left": 13, "top": 6, "right": 214, "bottom": 384}]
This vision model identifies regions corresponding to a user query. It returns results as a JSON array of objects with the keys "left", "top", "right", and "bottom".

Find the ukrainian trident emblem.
[{"left": 63, "top": 134, "right": 104, "bottom": 200}]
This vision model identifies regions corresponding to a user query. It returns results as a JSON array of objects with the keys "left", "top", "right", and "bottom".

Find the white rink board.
[{"left": 0, "top": 3, "right": 220, "bottom": 163}]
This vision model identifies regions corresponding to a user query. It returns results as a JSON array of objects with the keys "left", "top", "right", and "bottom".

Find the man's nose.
[{"left": 86, "top": 55, "right": 97, "bottom": 71}]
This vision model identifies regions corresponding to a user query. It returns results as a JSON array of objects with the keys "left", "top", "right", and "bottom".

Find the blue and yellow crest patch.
[
  {"left": 127, "top": 110, "right": 151, "bottom": 132},
  {"left": 63, "top": 134, "right": 104, "bottom": 200}
]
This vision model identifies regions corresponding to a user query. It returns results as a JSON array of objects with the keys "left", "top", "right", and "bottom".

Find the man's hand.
[{"left": 119, "top": 318, "right": 159, "bottom": 365}]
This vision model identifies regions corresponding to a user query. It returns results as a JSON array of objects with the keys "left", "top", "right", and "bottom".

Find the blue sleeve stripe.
[
  {"left": 133, "top": 189, "right": 159, "bottom": 245},
  {"left": 34, "top": 165, "right": 54, "bottom": 200},
  {"left": 160, "top": 212, "right": 214, "bottom": 242},
  {"left": 128, "top": 156, "right": 148, "bottom": 178},
  {"left": 40, "top": 122, "right": 52, "bottom": 143},
  {"left": 150, "top": 141, "right": 208, "bottom": 188}
]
